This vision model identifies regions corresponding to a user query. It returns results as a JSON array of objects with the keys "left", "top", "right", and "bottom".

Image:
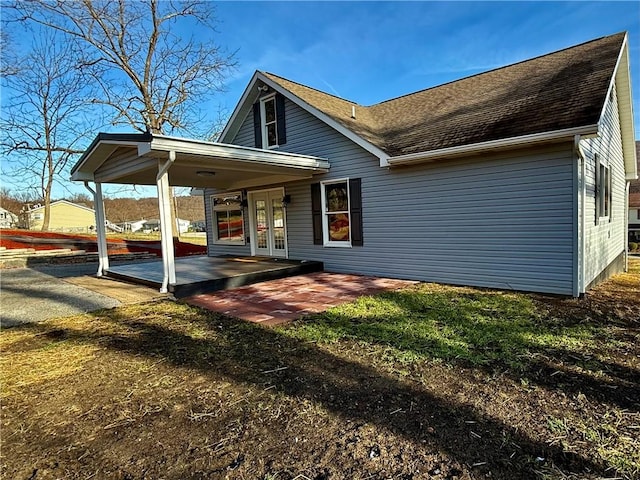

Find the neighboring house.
[
  {"left": 629, "top": 142, "right": 640, "bottom": 243},
  {"left": 116, "top": 219, "right": 148, "bottom": 233},
  {"left": 0, "top": 207, "right": 18, "bottom": 228},
  {"left": 71, "top": 32, "right": 637, "bottom": 296},
  {"left": 25, "top": 200, "right": 96, "bottom": 232},
  {"left": 139, "top": 218, "right": 190, "bottom": 234}
]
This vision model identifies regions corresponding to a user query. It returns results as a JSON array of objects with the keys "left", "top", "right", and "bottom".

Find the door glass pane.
[
  {"left": 272, "top": 198, "right": 285, "bottom": 251},
  {"left": 255, "top": 200, "right": 267, "bottom": 249},
  {"left": 327, "top": 213, "right": 350, "bottom": 241}
]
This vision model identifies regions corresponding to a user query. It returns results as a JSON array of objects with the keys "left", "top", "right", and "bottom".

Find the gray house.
[{"left": 72, "top": 32, "right": 637, "bottom": 296}]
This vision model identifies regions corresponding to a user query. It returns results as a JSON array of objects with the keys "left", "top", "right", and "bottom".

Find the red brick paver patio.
[{"left": 184, "top": 272, "right": 417, "bottom": 326}]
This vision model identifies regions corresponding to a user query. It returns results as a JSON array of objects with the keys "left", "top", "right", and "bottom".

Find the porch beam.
[{"left": 156, "top": 152, "right": 176, "bottom": 293}]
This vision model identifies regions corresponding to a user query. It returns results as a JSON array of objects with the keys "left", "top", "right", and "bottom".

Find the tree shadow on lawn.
[
  {"left": 287, "top": 288, "right": 639, "bottom": 412},
  {"left": 18, "top": 303, "right": 618, "bottom": 480}
]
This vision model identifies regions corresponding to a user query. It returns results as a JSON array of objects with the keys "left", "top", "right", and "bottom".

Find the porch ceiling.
[{"left": 70, "top": 133, "right": 330, "bottom": 190}]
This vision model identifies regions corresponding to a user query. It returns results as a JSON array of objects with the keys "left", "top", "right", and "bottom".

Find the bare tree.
[
  {"left": 10, "top": 0, "right": 237, "bottom": 135},
  {"left": 9, "top": 0, "right": 236, "bottom": 238},
  {"left": 1, "top": 32, "right": 96, "bottom": 231}
]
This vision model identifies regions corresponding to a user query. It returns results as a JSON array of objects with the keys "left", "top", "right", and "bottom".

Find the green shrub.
[{"left": 629, "top": 242, "right": 639, "bottom": 252}]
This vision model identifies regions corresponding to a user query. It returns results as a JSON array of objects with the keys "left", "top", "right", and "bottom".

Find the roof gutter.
[{"left": 383, "top": 125, "right": 599, "bottom": 167}]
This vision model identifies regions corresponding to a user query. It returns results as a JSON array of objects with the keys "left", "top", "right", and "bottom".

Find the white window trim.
[
  {"left": 321, "top": 178, "right": 352, "bottom": 248},
  {"left": 260, "top": 94, "right": 279, "bottom": 150},
  {"left": 596, "top": 160, "right": 612, "bottom": 222},
  {"left": 211, "top": 192, "right": 246, "bottom": 245}
]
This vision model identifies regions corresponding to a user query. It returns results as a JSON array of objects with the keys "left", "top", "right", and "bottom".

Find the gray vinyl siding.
[
  {"left": 580, "top": 83, "right": 627, "bottom": 286},
  {"left": 217, "top": 96, "right": 576, "bottom": 295}
]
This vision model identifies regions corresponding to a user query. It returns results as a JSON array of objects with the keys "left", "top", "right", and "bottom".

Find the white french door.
[{"left": 249, "top": 188, "right": 287, "bottom": 258}]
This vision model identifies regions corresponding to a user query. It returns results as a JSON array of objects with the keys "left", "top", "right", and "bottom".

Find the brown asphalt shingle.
[{"left": 264, "top": 32, "right": 625, "bottom": 157}]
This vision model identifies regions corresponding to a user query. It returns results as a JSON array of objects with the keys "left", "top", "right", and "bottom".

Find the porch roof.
[{"left": 70, "top": 132, "right": 330, "bottom": 189}]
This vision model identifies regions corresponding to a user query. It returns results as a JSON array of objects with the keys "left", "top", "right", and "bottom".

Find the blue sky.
[
  {"left": 211, "top": 1, "right": 640, "bottom": 136},
  {"left": 4, "top": 1, "right": 639, "bottom": 199}
]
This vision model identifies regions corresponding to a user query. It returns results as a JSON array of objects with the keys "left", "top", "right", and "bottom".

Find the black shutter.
[
  {"left": 276, "top": 93, "right": 287, "bottom": 145},
  {"left": 253, "top": 102, "right": 262, "bottom": 149},
  {"left": 349, "top": 178, "right": 363, "bottom": 246},
  {"left": 311, "top": 183, "right": 323, "bottom": 245}
]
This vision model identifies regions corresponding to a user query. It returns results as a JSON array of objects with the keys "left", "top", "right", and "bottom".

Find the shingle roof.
[{"left": 263, "top": 32, "right": 625, "bottom": 157}]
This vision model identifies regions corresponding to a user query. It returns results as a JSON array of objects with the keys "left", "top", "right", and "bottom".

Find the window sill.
[
  {"left": 214, "top": 240, "right": 246, "bottom": 246},
  {"left": 323, "top": 241, "right": 352, "bottom": 248}
]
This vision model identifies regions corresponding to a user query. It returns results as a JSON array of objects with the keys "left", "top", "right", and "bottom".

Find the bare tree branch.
[
  {"left": 1, "top": 31, "right": 97, "bottom": 230},
  {"left": 8, "top": 0, "right": 237, "bottom": 135}
]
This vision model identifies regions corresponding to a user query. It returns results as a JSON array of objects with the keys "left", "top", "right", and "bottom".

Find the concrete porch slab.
[{"left": 105, "top": 255, "right": 323, "bottom": 298}]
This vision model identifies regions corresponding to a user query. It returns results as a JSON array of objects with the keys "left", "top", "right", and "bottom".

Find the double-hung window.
[
  {"left": 261, "top": 96, "right": 278, "bottom": 148},
  {"left": 595, "top": 154, "right": 612, "bottom": 223},
  {"left": 322, "top": 179, "right": 351, "bottom": 246},
  {"left": 211, "top": 192, "right": 245, "bottom": 244},
  {"left": 254, "top": 92, "right": 286, "bottom": 149}
]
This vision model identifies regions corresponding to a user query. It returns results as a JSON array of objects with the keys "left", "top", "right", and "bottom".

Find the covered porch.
[
  {"left": 106, "top": 255, "right": 323, "bottom": 298},
  {"left": 70, "top": 132, "right": 330, "bottom": 293}
]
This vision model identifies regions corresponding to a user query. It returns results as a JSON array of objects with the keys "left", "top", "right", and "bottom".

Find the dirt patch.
[{"left": 1, "top": 261, "right": 638, "bottom": 480}]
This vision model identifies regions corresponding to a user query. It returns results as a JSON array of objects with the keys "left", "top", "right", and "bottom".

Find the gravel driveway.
[{"left": 0, "top": 262, "right": 164, "bottom": 328}]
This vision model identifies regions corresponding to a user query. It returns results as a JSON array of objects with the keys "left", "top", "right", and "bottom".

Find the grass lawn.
[{"left": 2, "top": 260, "right": 639, "bottom": 479}]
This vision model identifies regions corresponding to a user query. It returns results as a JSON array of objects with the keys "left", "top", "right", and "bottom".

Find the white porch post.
[
  {"left": 156, "top": 152, "right": 176, "bottom": 293},
  {"left": 85, "top": 181, "right": 109, "bottom": 277}
]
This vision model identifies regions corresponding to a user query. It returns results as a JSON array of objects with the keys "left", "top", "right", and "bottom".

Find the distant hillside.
[
  {"left": 0, "top": 190, "right": 206, "bottom": 225},
  {"left": 103, "top": 195, "right": 206, "bottom": 223}
]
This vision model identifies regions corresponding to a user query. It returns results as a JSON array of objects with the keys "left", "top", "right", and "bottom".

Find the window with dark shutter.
[
  {"left": 312, "top": 178, "right": 363, "bottom": 247},
  {"left": 256, "top": 93, "right": 287, "bottom": 149}
]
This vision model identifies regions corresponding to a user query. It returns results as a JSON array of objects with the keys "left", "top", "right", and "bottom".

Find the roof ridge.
[
  {"left": 371, "top": 31, "right": 627, "bottom": 107},
  {"left": 261, "top": 71, "right": 363, "bottom": 106}
]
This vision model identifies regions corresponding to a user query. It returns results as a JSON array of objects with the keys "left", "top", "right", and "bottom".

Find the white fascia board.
[
  {"left": 219, "top": 71, "right": 389, "bottom": 163},
  {"left": 609, "top": 37, "right": 638, "bottom": 181},
  {"left": 150, "top": 135, "right": 330, "bottom": 172},
  {"left": 70, "top": 171, "right": 95, "bottom": 181},
  {"left": 385, "top": 125, "right": 600, "bottom": 167},
  {"left": 219, "top": 71, "right": 261, "bottom": 143},
  {"left": 256, "top": 73, "right": 390, "bottom": 163},
  {"left": 71, "top": 139, "right": 143, "bottom": 176}
]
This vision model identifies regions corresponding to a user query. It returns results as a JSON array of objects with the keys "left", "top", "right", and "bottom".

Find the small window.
[
  {"left": 211, "top": 192, "right": 245, "bottom": 244},
  {"left": 595, "top": 155, "right": 612, "bottom": 222},
  {"left": 33, "top": 213, "right": 43, "bottom": 220},
  {"left": 321, "top": 179, "right": 351, "bottom": 246},
  {"left": 261, "top": 96, "right": 278, "bottom": 148}
]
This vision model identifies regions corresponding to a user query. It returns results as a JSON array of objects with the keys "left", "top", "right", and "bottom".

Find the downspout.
[
  {"left": 156, "top": 151, "right": 176, "bottom": 293},
  {"left": 624, "top": 180, "right": 630, "bottom": 271},
  {"left": 574, "top": 135, "right": 587, "bottom": 296}
]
